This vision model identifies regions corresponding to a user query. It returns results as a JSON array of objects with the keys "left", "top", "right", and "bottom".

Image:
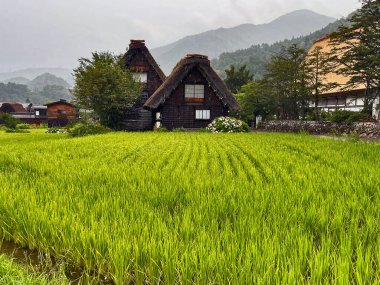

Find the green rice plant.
[
  {"left": 0, "top": 132, "right": 379, "bottom": 284},
  {"left": 0, "top": 254, "right": 69, "bottom": 285}
]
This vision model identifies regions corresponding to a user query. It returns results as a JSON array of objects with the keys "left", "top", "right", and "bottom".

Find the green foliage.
[
  {"left": 0, "top": 82, "right": 32, "bottom": 103},
  {"left": 0, "top": 113, "right": 21, "bottom": 129},
  {"left": 207, "top": 116, "right": 249, "bottom": 133},
  {"left": 16, "top": 123, "right": 31, "bottom": 130},
  {"left": 0, "top": 77, "right": 72, "bottom": 105},
  {"left": 153, "top": 126, "right": 168, "bottom": 132},
  {"left": 172, "top": 127, "right": 186, "bottom": 132},
  {"left": 0, "top": 132, "right": 379, "bottom": 284},
  {"left": 0, "top": 254, "right": 69, "bottom": 285},
  {"left": 68, "top": 121, "right": 111, "bottom": 137},
  {"left": 224, "top": 65, "right": 253, "bottom": 93},
  {"left": 330, "top": 110, "right": 372, "bottom": 124},
  {"left": 37, "top": 85, "right": 71, "bottom": 102},
  {"left": 73, "top": 52, "right": 142, "bottom": 130},
  {"left": 235, "top": 81, "right": 276, "bottom": 122},
  {"left": 329, "top": 0, "right": 380, "bottom": 113},
  {"left": 5, "top": 128, "right": 30, "bottom": 133},
  {"left": 263, "top": 44, "right": 311, "bottom": 120}
]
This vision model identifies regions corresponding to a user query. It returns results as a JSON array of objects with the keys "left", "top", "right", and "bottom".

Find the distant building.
[
  {"left": 123, "top": 40, "right": 166, "bottom": 130},
  {"left": 0, "top": 102, "right": 47, "bottom": 125},
  {"left": 144, "top": 54, "right": 239, "bottom": 130},
  {"left": 45, "top": 99, "right": 77, "bottom": 127},
  {"left": 307, "top": 35, "right": 380, "bottom": 119}
]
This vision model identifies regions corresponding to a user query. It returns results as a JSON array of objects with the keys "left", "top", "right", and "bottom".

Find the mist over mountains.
[
  {"left": 152, "top": 10, "right": 336, "bottom": 73},
  {"left": 1, "top": 9, "right": 338, "bottom": 82}
]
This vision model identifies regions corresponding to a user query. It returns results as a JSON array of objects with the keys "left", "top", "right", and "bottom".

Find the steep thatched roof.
[
  {"left": 307, "top": 35, "right": 365, "bottom": 95},
  {"left": 124, "top": 40, "right": 166, "bottom": 82},
  {"left": 0, "top": 102, "right": 27, "bottom": 113},
  {"left": 144, "top": 54, "right": 239, "bottom": 111}
]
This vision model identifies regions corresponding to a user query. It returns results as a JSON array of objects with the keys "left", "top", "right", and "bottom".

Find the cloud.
[{"left": 229, "top": 0, "right": 253, "bottom": 22}]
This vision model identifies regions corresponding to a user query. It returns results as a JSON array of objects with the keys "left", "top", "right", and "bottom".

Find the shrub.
[
  {"left": 153, "top": 126, "right": 168, "bottom": 132},
  {"left": 0, "top": 113, "right": 21, "bottom": 129},
  {"left": 330, "top": 110, "right": 371, "bottom": 124},
  {"left": 207, "top": 117, "right": 249, "bottom": 133},
  {"left": 172, "top": 127, "right": 186, "bottom": 132},
  {"left": 5, "top": 128, "right": 30, "bottom": 133},
  {"left": 69, "top": 122, "right": 111, "bottom": 137},
  {"left": 16, "top": 123, "right": 31, "bottom": 130}
]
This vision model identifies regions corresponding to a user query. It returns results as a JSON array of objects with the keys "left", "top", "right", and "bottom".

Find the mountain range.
[
  {"left": 151, "top": 9, "right": 336, "bottom": 74},
  {"left": 0, "top": 73, "right": 72, "bottom": 105},
  {"left": 0, "top": 68, "right": 74, "bottom": 87},
  {"left": 211, "top": 17, "right": 350, "bottom": 79}
]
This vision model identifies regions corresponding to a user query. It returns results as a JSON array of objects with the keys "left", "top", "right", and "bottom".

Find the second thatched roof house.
[
  {"left": 144, "top": 54, "right": 239, "bottom": 130},
  {"left": 123, "top": 40, "right": 166, "bottom": 130}
]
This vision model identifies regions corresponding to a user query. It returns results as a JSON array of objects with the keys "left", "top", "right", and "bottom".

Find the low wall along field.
[
  {"left": 0, "top": 131, "right": 379, "bottom": 284},
  {"left": 260, "top": 120, "right": 380, "bottom": 139}
]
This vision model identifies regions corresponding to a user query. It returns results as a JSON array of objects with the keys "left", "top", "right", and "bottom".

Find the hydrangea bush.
[
  {"left": 207, "top": 117, "right": 249, "bottom": 133},
  {"left": 45, "top": 128, "right": 68, "bottom": 134}
]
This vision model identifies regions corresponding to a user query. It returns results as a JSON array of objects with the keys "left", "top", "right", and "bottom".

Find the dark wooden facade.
[
  {"left": 158, "top": 69, "right": 229, "bottom": 129},
  {"left": 45, "top": 99, "right": 77, "bottom": 127},
  {"left": 123, "top": 40, "right": 166, "bottom": 130},
  {"left": 144, "top": 54, "right": 239, "bottom": 130}
]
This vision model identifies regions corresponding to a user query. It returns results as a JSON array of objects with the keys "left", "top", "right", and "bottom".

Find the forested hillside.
[
  {"left": 211, "top": 18, "right": 349, "bottom": 78},
  {"left": 0, "top": 82, "right": 72, "bottom": 105},
  {"left": 152, "top": 10, "right": 335, "bottom": 73}
]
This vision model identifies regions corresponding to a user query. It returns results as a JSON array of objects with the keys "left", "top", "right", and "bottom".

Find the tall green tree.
[
  {"left": 224, "top": 65, "right": 253, "bottom": 93},
  {"left": 329, "top": 0, "right": 380, "bottom": 114},
  {"left": 73, "top": 52, "right": 141, "bottom": 129},
  {"left": 305, "top": 46, "right": 336, "bottom": 120},
  {"left": 236, "top": 80, "right": 276, "bottom": 123},
  {"left": 264, "top": 44, "right": 311, "bottom": 119}
]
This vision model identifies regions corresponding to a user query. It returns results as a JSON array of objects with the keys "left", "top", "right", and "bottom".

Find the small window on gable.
[
  {"left": 195, "top": 110, "right": 210, "bottom": 120},
  {"left": 185, "top": 84, "right": 204, "bottom": 101},
  {"left": 132, "top": 72, "right": 148, "bottom": 83}
]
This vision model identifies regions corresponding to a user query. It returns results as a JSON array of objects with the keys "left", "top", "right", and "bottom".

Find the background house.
[
  {"left": 144, "top": 54, "right": 239, "bottom": 130},
  {"left": 123, "top": 40, "right": 166, "bottom": 130},
  {"left": 307, "top": 36, "right": 380, "bottom": 119},
  {"left": 45, "top": 99, "right": 77, "bottom": 127},
  {"left": 0, "top": 102, "right": 47, "bottom": 125}
]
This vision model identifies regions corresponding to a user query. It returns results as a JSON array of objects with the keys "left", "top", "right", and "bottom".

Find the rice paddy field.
[{"left": 0, "top": 131, "right": 379, "bottom": 284}]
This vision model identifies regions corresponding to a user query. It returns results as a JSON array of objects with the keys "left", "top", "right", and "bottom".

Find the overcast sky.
[{"left": 0, "top": 0, "right": 361, "bottom": 73}]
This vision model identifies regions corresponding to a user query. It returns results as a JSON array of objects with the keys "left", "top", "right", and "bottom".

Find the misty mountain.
[
  {"left": 28, "top": 73, "right": 71, "bottom": 92},
  {"left": 151, "top": 10, "right": 336, "bottom": 74},
  {"left": 211, "top": 17, "right": 350, "bottom": 79},
  {"left": 2, "top": 77, "right": 31, "bottom": 85},
  {"left": 0, "top": 68, "right": 74, "bottom": 87},
  {"left": 0, "top": 81, "right": 72, "bottom": 105},
  {"left": 0, "top": 73, "right": 72, "bottom": 105}
]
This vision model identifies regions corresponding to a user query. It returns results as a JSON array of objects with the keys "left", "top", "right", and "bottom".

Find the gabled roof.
[
  {"left": 124, "top": 40, "right": 166, "bottom": 82},
  {"left": 144, "top": 54, "right": 239, "bottom": 111},
  {"left": 45, "top": 99, "right": 76, "bottom": 108}
]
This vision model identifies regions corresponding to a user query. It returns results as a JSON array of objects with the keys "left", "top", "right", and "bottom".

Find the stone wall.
[{"left": 259, "top": 121, "right": 380, "bottom": 139}]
